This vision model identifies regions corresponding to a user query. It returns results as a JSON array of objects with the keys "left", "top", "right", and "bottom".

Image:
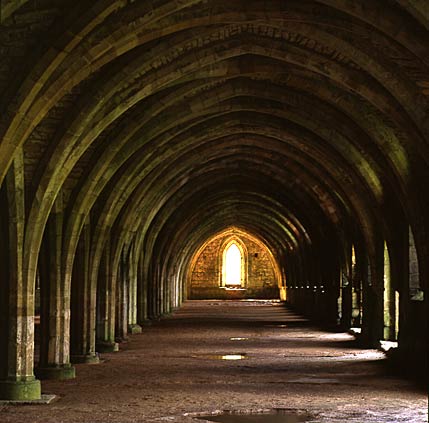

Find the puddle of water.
[
  {"left": 230, "top": 337, "right": 249, "bottom": 341},
  {"left": 191, "top": 354, "right": 248, "bottom": 360},
  {"left": 221, "top": 354, "right": 246, "bottom": 360},
  {"left": 195, "top": 410, "right": 310, "bottom": 423}
]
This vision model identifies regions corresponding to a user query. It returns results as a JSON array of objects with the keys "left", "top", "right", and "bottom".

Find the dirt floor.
[{"left": 0, "top": 300, "right": 427, "bottom": 423}]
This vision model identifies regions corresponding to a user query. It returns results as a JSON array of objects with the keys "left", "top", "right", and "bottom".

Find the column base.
[
  {"left": 70, "top": 353, "right": 100, "bottom": 364},
  {"left": 0, "top": 378, "right": 41, "bottom": 400},
  {"left": 140, "top": 319, "right": 153, "bottom": 327},
  {"left": 35, "top": 365, "right": 76, "bottom": 380},
  {"left": 96, "top": 341, "right": 119, "bottom": 353},
  {"left": 128, "top": 324, "right": 142, "bottom": 334},
  {"left": 356, "top": 330, "right": 380, "bottom": 348}
]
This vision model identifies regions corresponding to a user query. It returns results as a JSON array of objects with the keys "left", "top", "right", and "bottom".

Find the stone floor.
[{"left": 0, "top": 300, "right": 427, "bottom": 423}]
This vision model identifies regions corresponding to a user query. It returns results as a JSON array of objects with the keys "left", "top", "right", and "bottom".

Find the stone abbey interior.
[{"left": 0, "top": 1, "right": 428, "bottom": 422}]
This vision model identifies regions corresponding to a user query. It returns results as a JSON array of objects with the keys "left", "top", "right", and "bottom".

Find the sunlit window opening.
[{"left": 225, "top": 243, "right": 241, "bottom": 285}]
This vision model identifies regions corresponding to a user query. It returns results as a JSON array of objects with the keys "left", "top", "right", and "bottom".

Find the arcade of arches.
[{"left": 0, "top": 0, "right": 428, "bottom": 419}]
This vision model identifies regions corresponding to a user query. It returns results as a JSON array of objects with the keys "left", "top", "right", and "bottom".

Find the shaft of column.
[
  {"left": 36, "top": 193, "right": 75, "bottom": 380},
  {"left": 115, "top": 252, "right": 129, "bottom": 342},
  {"left": 96, "top": 236, "right": 119, "bottom": 352},
  {"left": 127, "top": 245, "right": 142, "bottom": 334},
  {"left": 70, "top": 219, "right": 99, "bottom": 364},
  {"left": 137, "top": 255, "right": 150, "bottom": 326},
  {"left": 0, "top": 153, "right": 41, "bottom": 400}
]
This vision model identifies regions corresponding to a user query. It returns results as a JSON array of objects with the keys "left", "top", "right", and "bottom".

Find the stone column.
[
  {"left": 70, "top": 218, "right": 99, "bottom": 363},
  {"left": 147, "top": 264, "right": 153, "bottom": 320},
  {"left": 361, "top": 241, "right": 384, "bottom": 347},
  {"left": 181, "top": 271, "right": 186, "bottom": 304},
  {"left": 137, "top": 254, "right": 150, "bottom": 326},
  {"left": 36, "top": 192, "right": 75, "bottom": 379},
  {"left": 115, "top": 250, "right": 128, "bottom": 342},
  {"left": 0, "top": 153, "right": 41, "bottom": 400},
  {"left": 156, "top": 263, "right": 163, "bottom": 318},
  {"left": 127, "top": 244, "right": 142, "bottom": 334},
  {"left": 96, "top": 235, "right": 119, "bottom": 352},
  {"left": 150, "top": 266, "right": 161, "bottom": 320},
  {"left": 340, "top": 271, "right": 353, "bottom": 330},
  {"left": 164, "top": 275, "right": 172, "bottom": 315}
]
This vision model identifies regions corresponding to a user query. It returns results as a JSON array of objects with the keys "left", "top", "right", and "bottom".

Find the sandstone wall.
[{"left": 189, "top": 234, "right": 279, "bottom": 299}]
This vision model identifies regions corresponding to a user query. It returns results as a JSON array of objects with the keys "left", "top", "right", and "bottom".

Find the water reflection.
[
  {"left": 221, "top": 354, "right": 246, "bottom": 360},
  {"left": 191, "top": 354, "right": 248, "bottom": 360}
]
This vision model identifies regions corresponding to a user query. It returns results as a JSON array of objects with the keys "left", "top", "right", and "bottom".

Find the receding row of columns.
[
  {"left": 0, "top": 160, "right": 426, "bottom": 400},
  {"left": 284, "top": 225, "right": 427, "bottom": 382},
  {"left": 0, "top": 176, "right": 178, "bottom": 400}
]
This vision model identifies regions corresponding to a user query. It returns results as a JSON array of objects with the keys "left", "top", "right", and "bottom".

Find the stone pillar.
[
  {"left": 115, "top": 250, "right": 128, "bottom": 342},
  {"left": 181, "top": 271, "right": 187, "bottom": 303},
  {"left": 127, "top": 244, "right": 142, "bottom": 334},
  {"left": 96, "top": 235, "right": 119, "bottom": 352},
  {"left": 137, "top": 254, "right": 150, "bottom": 326},
  {"left": 36, "top": 192, "right": 75, "bottom": 379},
  {"left": 174, "top": 270, "right": 181, "bottom": 309},
  {"left": 361, "top": 239, "right": 384, "bottom": 347},
  {"left": 351, "top": 250, "right": 364, "bottom": 328},
  {"left": 152, "top": 266, "right": 162, "bottom": 320},
  {"left": 164, "top": 275, "right": 172, "bottom": 315},
  {"left": 146, "top": 267, "right": 154, "bottom": 320},
  {"left": 340, "top": 266, "right": 353, "bottom": 330},
  {"left": 70, "top": 218, "right": 99, "bottom": 363},
  {"left": 0, "top": 153, "right": 41, "bottom": 400}
]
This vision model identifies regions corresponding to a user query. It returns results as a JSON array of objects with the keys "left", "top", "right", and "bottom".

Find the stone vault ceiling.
[{"left": 0, "top": 0, "right": 428, "bottom": 285}]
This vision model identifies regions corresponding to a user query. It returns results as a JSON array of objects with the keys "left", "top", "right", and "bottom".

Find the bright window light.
[{"left": 225, "top": 243, "right": 241, "bottom": 285}]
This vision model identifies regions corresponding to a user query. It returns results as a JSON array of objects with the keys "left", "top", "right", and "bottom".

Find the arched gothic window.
[
  {"left": 224, "top": 243, "right": 241, "bottom": 285},
  {"left": 221, "top": 239, "right": 247, "bottom": 288}
]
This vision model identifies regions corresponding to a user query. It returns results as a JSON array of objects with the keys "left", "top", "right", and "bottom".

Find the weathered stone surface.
[
  {"left": 190, "top": 229, "right": 280, "bottom": 299},
  {"left": 0, "top": 0, "right": 427, "bottom": 404},
  {"left": 35, "top": 364, "right": 75, "bottom": 381},
  {"left": 0, "top": 378, "right": 41, "bottom": 401}
]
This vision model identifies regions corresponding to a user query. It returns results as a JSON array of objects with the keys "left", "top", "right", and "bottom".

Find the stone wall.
[{"left": 189, "top": 233, "right": 279, "bottom": 299}]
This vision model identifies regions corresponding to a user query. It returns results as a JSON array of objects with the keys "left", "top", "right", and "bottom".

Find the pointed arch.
[{"left": 220, "top": 236, "right": 248, "bottom": 288}]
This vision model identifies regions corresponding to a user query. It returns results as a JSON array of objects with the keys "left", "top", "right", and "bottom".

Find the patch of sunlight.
[{"left": 379, "top": 340, "right": 398, "bottom": 352}]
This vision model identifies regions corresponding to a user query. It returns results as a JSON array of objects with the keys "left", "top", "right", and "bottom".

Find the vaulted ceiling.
[{"left": 1, "top": 0, "right": 428, "bottom": 286}]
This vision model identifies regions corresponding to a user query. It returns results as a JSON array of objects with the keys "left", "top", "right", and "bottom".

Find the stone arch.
[
  {"left": 0, "top": 0, "right": 428, "bottom": 400},
  {"left": 188, "top": 228, "right": 282, "bottom": 300}
]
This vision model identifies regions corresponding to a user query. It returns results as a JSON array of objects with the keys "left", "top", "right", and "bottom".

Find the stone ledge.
[{"left": 0, "top": 394, "right": 57, "bottom": 405}]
